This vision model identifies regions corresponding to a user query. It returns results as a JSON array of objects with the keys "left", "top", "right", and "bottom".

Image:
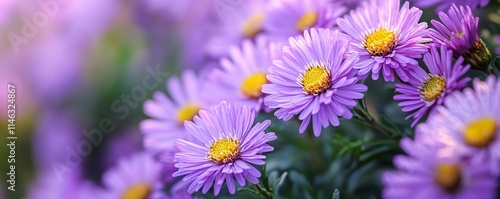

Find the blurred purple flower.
[
  {"left": 409, "top": 0, "right": 489, "bottom": 12},
  {"left": 263, "top": 28, "right": 367, "bottom": 136},
  {"left": 99, "top": 152, "right": 166, "bottom": 199},
  {"left": 206, "top": 37, "right": 283, "bottom": 112},
  {"left": 383, "top": 130, "right": 496, "bottom": 199},
  {"left": 26, "top": 169, "right": 99, "bottom": 199},
  {"left": 173, "top": 102, "right": 276, "bottom": 195},
  {"left": 394, "top": 45, "right": 470, "bottom": 127},
  {"left": 140, "top": 70, "right": 210, "bottom": 165},
  {"left": 206, "top": 0, "right": 269, "bottom": 57},
  {"left": 429, "top": 4, "right": 490, "bottom": 71},
  {"left": 337, "top": 0, "right": 431, "bottom": 82},
  {"left": 32, "top": 110, "right": 81, "bottom": 170},
  {"left": 100, "top": 130, "right": 143, "bottom": 172},
  {"left": 263, "top": 0, "right": 346, "bottom": 41},
  {"left": 425, "top": 75, "right": 500, "bottom": 175}
]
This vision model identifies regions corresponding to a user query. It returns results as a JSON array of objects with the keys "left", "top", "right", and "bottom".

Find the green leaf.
[
  {"left": 273, "top": 172, "right": 288, "bottom": 196},
  {"left": 238, "top": 187, "right": 260, "bottom": 196}
]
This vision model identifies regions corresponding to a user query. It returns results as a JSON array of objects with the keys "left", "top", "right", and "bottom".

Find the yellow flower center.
[
  {"left": 177, "top": 104, "right": 200, "bottom": 125},
  {"left": 122, "top": 183, "right": 152, "bottom": 199},
  {"left": 241, "top": 73, "right": 268, "bottom": 99},
  {"left": 296, "top": 11, "right": 318, "bottom": 32},
  {"left": 242, "top": 13, "right": 265, "bottom": 38},
  {"left": 207, "top": 138, "right": 240, "bottom": 164},
  {"left": 300, "top": 64, "right": 331, "bottom": 95},
  {"left": 463, "top": 117, "right": 497, "bottom": 148},
  {"left": 434, "top": 164, "right": 462, "bottom": 193},
  {"left": 421, "top": 75, "right": 446, "bottom": 102},
  {"left": 364, "top": 28, "right": 397, "bottom": 56}
]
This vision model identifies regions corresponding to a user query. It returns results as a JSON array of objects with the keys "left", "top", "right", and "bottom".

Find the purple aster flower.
[
  {"left": 32, "top": 110, "right": 81, "bottom": 170},
  {"left": 409, "top": 0, "right": 489, "bottom": 12},
  {"left": 26, "top": 169, "right": 99, "bottom": 199},
  {"left": 337, "top": 0, "right": 431, "bottom": 82},
  {"left": 206, "top": 36, "right": 283, "bottom": 112},
  {"left": 140, "top": 70, "right": 210, "bottom": 162},
  {"left": 263, "top": 28, "right": 367, "bottom": 136},
  {"left": 173, "top": 102, "right": 277, "bottom": 195},
  {"left": 430, "top": 4, "right": 491, "bottom": 72},
  {"left": 383, "top": 128, "right": 497, "bottom": 199},
  {"left": 263, "top": 0, "right": 346, "bottom": 41},
  {"left": 394, "top": 45, "right": 470, "bottom": 127},
  {"left": 100, "top": 152, "right": 166, "bottom": 199},
  {"left": 206, "top": 0, "right": 269, "bottom": 57},
  {"left": 423, "top": 75, "right": 500, "bottom": 175}
]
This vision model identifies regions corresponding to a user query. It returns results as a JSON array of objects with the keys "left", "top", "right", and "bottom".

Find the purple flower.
[
  {"left": 337, "top": 0, "right": 431, "bottom": 82},
  {"left": 173, "top": 102, "right": 277, "bottom": 195},
  {"left": 263, "top": 0, "right": 346, "bottom": 41},
  {"left": 429, "top": 4, "right": 491, "bottom": 71},
  {"left": 206, "top": 37, "right": 283, "bottom": 112},
  {"left": 409, "top": 0, "right": 489, "bottom": 12},
  {"left": 394, "top": 45, "right": 470, "bottom": 127},
  {"left": 206, "top": 0, "right": 269, "bottom": 57},
  {"left": 100, "top": 152, "right": 166, "bottom": 199},
  {"left": 26, "top": 169, "right": 99, "bottom": 199},
  {"left": 140, "top": 70, "right": 210, "bottom": 162},
  {"left": 383, "top": 128, "right": 497, "bottom": 199},
  {"left": 263, "top": 28, "right": 367, "bottom": 136},
  {"left": 423, "top": 75, "right": 500, "bottom": 175}
]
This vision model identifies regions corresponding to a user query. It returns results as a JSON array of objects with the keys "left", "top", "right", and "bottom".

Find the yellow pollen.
[
  {"left": 301, "top": 65, "right": 331, "bottom": 95},
  {"left": 421, "top": 75, "right": 446, "bottom": 102},
  {"left": 456, "top": 32, "right": 464, "bottom": 38},
  {"left": 463, "top": 117, "right": 497, "bottom": 148},
  {"left": 208, "top": 138, "right": 240, "bottom": 164},
  {"left": 177, "top": 104, "right": 200, "bottom": 125},
  {"left": 296, "top": 11, "right": 318, "bottom": 32},
  {"left": 364, "top": 28, "right": 397, "bottom": 56},
  {"left": 241, "top": 73, "right": 268, "bottom": 99},
  {"left": 434, "top": 164, "right": 462, "bottom": 193},
  {"left": 242, "top": 14, "right": 265, "bottom": 38},
  {"left": 122, "top": 183, "right": 152, "bottom": 199}
]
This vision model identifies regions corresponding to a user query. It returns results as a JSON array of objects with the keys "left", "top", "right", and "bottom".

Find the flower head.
[
  {"left": 207, "top": 0, "right": 268, "bottom": 57},
  {"left": 409, "top": 0, "right": 489, "bottom": 12},
  {"left": 100, "top": 153, "right": 165, "bottom": 199},
  {"left": 383, "top": 129, "right": 497, "bottom": 199},
  {"left": 263, "top": 0, "right": 346, "bottom": 41},
  {"left": 206, "top": 37, "right": 282, "bottom": 112},
  {"left": 263, "top": 28, "right": 367, "bottom": 136},
  {"left": 423, "top": 76, "right": 500, "bottom": 175},
  {"left": 430, "top": 4, "right": 491, "bottom": 72},
  {"left": 173, "top": 102, "right": 276, "bottom": 196},
  {"left": 337, "top": 0, "right": 431, "bottom": 82},
  {"left": 394, "top": 45, "right": 470, "bottom": 127},
  {"left": 140, "top": 70, "right": 209, "bottom": 163}
]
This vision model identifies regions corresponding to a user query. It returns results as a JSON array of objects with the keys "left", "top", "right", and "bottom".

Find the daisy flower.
[
  {"left": 100, "top": 153, "right": 165, "bottom": 199},
  {"left": 263, "top": 28, "right": 367, "bottom": 136},
  {"left": 173, "top": 102, "right": 277, "bottom": 195},
  {"left": 409, "top": 0, "right": 489, "bottom": 12},
  {"left": 140, "top": 70, "right": 209, "bottom": 161},
  {"left": 26, "top": 169, "right": 98, "bottom": 199},
  {"left": 424, "top": 75, "right": 500, "bottom": 175},
  {"left": 206, "top": 36, "right": 282, "bottom": 112},
  {"left": 394, "top": 45, "right": 470, "bottom": 127},
  {"left": 430, "top": 4, "right": 491, "bottom": 72},
  {"left": 383, "top": 126, "right": 497, "bottom": 199},
  {"left": 337, "top": 0, "right": 431, "bottom": 82},
  {"left": 263, "top": 0, "right": 346, "bottom": 41}
]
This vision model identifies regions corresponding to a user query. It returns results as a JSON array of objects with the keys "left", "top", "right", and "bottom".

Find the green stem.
[
  {"left": 353, "top": 107, "right": 394, "bottom": 137},
  {"left": 253, "top": 184, "right": 274, "bottom": 199}
]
